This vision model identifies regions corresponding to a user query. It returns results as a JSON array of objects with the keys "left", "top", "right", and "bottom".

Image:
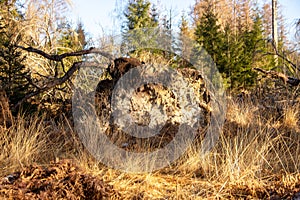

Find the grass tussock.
[
  {"left": 0, "top": 114, "right": 81, "bottom": 177},
  {"left": 1, "top": 92, "right": 300, "bottom": 199},
  {"left": 0, "top": 115, "right": 50, "bottom": 176},
  {"left": 283, "top": 107, "right": 299, "bottom": 131}
]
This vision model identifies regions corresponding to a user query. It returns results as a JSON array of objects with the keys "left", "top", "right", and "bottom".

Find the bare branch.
[
  {"left": 23, "top": 75, "right": 41, "bottom": 90},
  {"left": 263, "top": 51, "right": 299, "bottom": 72},
  {"left": 267, "top": 39, "right": 299, "bottom": 72},
  {"left": 16, "top": 46, "right": 115, "bottom": 61},
  {"left": 13, "top": 61, "right": 83, "bottom": 110},
  {"left": 13, "top": 46, "right": 114, "bottom": 110}
]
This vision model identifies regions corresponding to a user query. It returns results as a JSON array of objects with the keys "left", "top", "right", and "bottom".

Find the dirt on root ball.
[
  {"left": 95, "top": 57, "right": 211, "bottom": 152},
  {"left": 0, "top": 159, "right": 120, "bottom": 200}
]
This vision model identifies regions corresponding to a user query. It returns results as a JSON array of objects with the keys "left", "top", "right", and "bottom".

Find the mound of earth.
[
  {"left": 0, "top": 160, "right": 120, "bottom": 199},
  {"left": 228, "top": 175, "right": 300, "bottom": 199}
]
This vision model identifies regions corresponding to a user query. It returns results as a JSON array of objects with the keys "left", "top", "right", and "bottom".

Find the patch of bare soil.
[
  {"left": 227, "top": 177, "right": 300, "bottom": 199},
  {"left": 0, "top": 159, "right": 120, "bottom": 199}
]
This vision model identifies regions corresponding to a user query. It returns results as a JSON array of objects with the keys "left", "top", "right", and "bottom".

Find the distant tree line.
[
  {"left": 121, "top": 0, "right": 299, "bottom": 90},
  {"left": 0, "top": 0, "right": 299, "bottom": 115}
]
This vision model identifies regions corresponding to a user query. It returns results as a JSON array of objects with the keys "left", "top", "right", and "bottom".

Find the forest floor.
[{"left": 1, "top": 92, "right": 300, "bottom": 199}]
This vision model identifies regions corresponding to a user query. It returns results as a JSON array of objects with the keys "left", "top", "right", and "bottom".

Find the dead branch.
[
  {"left": 13, "top": 61, "right": 82, "bottom": 110},
  {"left": 254, "top": 67, "right": 300, "bottom": 86},
  {"left": 16, "top": 46, "right": 114, "bottom": 61},
  {"left": 13, "top": 46, "right": 114, "bottom": 110},
  {"left": 262, "top": 51, "right": 299, "bottom": 72},
  {"left": 267, "top": 39, "right": 299, "bottom": 72}
]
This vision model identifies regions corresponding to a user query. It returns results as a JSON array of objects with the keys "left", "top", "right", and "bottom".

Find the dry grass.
[
  {"left": 0, "top": 115, "right": 50, "bottom": 176},
  {"left": 0, "top": 114, "right": 81, "bottom": 177},
  {"left": 1, "top": 92, "right": 300, "bottom": 199},
  {"left": 283, "top": 107, "right": 299, "bottom": 130}
]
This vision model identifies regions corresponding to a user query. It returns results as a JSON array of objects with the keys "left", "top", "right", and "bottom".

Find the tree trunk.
[
  {"left": 0, "top": 87, "right": 13, "bottom": 128},
  {"left": 272, "top": 0, "right": 278, "bottom": 65}
]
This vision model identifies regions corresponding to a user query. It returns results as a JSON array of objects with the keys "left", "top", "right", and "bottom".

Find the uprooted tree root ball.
[{"left": 94, "top": 58, "right": 211, "bottom": 151}]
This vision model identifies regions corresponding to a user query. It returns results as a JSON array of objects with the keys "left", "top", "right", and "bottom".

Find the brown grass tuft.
[{"left": 283, "top": 106, "right": 299, "bottom": 130}]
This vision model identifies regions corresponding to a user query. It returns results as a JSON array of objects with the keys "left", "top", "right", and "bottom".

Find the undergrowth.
[{"left": 1, "top": 90, "right": 300, "bottom": 199}]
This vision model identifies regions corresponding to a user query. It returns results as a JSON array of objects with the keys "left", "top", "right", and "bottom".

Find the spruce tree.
[
  {"left": 194, "top": 3, "right": 224, "bottom": 83},
  {"left": 194, "top": 3, "right": 270, "bottom": 90},
  {"left": 0, "top": 1, "right": 31, "bottom": 107},
  {"left": 75, "top": 21, "right": 87, "bottom": 49},
  {"left": 159, "top": 10, "right": 174, "bottom": 60},
  {"left": 229, "top": 15, "right": 270, "bottom": 89},
  {"left": 123, "top": 0, "right": 158, "bottom": 31},
  {"left": 176, "top": 13, "right": 193, "bottom": 68},
  {"left": 122, "top": 0, "right": 159, "bottom": 52},
  {"left": 194, "top": 4, "right": 223, "bottom": 65},
  {"left": 238, "top": 16, "right": 264, "bottom": 88}
]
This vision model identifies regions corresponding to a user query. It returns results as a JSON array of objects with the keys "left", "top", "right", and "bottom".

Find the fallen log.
[{"left": 254, "top": 67, "right": 300, "bottom": 86}]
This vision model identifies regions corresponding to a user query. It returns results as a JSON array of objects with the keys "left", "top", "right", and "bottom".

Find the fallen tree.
[
  {"left": 254, "top": 67, "right": 300, "bottom": 87},
  {"left": 15, "top": 46, "right": 213, "bottom": 152}
]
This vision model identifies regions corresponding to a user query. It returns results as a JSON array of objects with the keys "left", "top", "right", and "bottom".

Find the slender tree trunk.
[{"left": 272, "top": 0, "right": 278, "bottom": 65}]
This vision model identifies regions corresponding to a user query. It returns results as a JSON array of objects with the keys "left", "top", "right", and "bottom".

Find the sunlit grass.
[
  {"left": 1, "top": 95, "right": 300, "bottom": 199},
  {"left": 283, "top": 106, "right": 299, "bottom": 130}
]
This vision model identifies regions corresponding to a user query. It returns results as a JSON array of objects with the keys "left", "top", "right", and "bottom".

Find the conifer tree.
[
  {"left": 159, "top": 9, "right": 174, "bottom": 59},
  {"left": 194, "top": 3, "right": 224, "bottom": 69},
  {"left": 122, "top": 0, "right": 159, "bottom": 51},
  {"left": 237, "top": 16, "right": 264, "bottom": 88},
  {"left": 0, "top": 0, "right": 31, "bottom": 106},
  {"left": 194, "top": 1, "right": 270, "bottom": 90},
  {"left": 177, "top": 13, "right": 193, "bottom": 67},
  {"left": 75, "top": 21, "right": 88, "bottom": 49},
  {"left": 123, "top": 0, "right": 158, "bottom": 31}
]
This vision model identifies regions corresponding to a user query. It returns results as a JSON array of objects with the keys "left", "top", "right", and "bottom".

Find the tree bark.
[{"left": 272, "top": 0, "right": 278, "bottom": 65}]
